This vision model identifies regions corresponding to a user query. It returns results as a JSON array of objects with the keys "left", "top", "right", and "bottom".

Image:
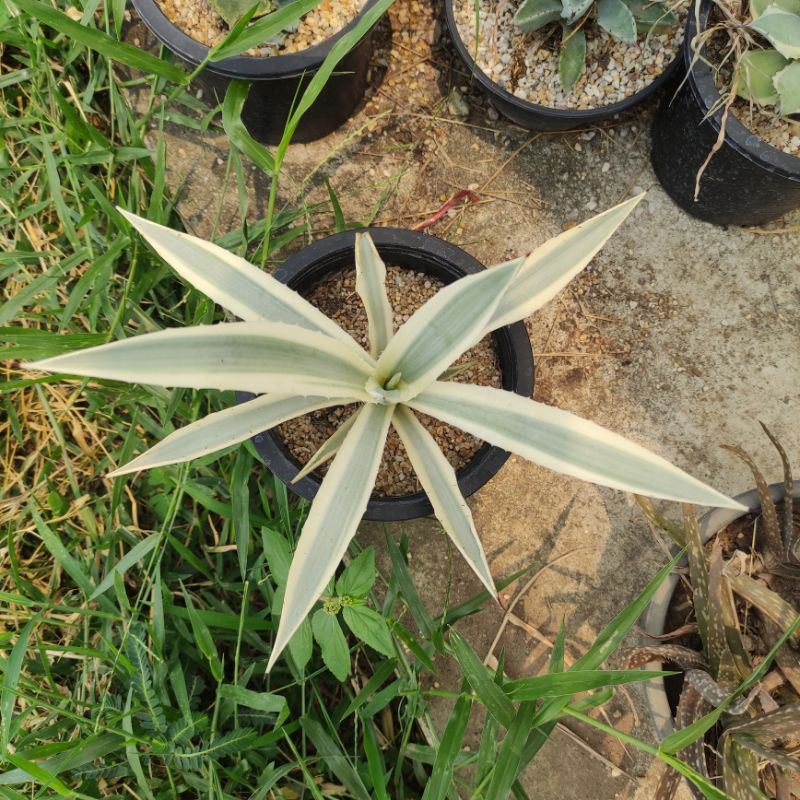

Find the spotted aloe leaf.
[
  {"left": 625, "top": 644, "right": 708, "bottom": 671},
  {"left": 727, "top": 702, "right": 800, "bottom": 738},
  {"left": 683, "top": 506, "right": 711, "bottom": 661},
  {"left": 732, "top": 732, "right": 800, "bottom": 773},
  {"left": 759, "top": 422, "right": 796, "bottom": 560},
  {"left": 749, "top": 7, "right": 800, "bottom": 59},
  {"left": 634, "top": 495, "right": 687, "bottom": 547},
  {"left": 515, "top": 0, "right": 562, "bottom": 32},
  {"left": 724, "top": 567, "right": 800, "bottom": 647},
  {"left": 685, "top": 670, "right": 756, "bottom": 715},
  {"left": 722, "top": 735, "right": 762, "bottom": 800}
]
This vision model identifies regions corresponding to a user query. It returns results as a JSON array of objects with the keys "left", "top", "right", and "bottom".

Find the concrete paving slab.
[{"left": 123, "top": 1, "right": 800, "bottom": 795}]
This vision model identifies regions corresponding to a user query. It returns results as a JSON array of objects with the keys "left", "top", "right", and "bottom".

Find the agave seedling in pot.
[
  {"left": 631, "top": 426, "right": 800, "bottom": 799},
  {"left": 26, "top": 194, "right": 744, "bottom": 670}
]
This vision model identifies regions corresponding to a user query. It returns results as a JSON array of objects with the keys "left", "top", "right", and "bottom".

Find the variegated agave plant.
[
  {"left": 27, "top": 195, "right": 744, "bottom": 671},
  {"left": 632, "top": 426, "right": 800, "bottom": 800}
]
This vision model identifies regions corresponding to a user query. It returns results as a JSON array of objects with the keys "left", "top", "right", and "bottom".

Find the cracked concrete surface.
[{"left": 124, "top": 1, "right": 800, "bottom": 795}]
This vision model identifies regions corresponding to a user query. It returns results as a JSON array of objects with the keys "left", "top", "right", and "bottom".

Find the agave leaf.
[
  {"left": 117, "top": 210, "right": 370, "bottom": 359},
  {"left": 625, "top": 644, "right": 707, "bottom": 671},
  {"left": 724, "top": 567, "right": 800, "bottom": 647},
  {"left": 775, "top": 61, "right": 800, "bottom": 120},
  {"left": 597, "top": 0, "right": 637, "bottom": 42},
  {"left": 408, "top": 381, "right": 746, "bottom": 509},
  {"left": 484, "top": 195, "right": 643, "bottom": 334},
  {"left": 735, "top": 49, "right": 788, "bottom": 104},
  {"left": 290, "top": 410, "right": 358, "bottom": 484},
  {"left": 111, "top": 394, "right": 341, "bottom": 477},
  {"left": 759, "top": 422, "right": 795, "bottom": 561},
  {"left": 750, "top": 0, "right": 800, "bottom": 18},
  {"left": 559, "top": 25, "right": 586, "bottom": 92},
  {"left": 26, "top": 322, "right": 374, "bottom": 401},
  {"left": 392, "top": 405, "right": 496, "bottom": 596},
  {"left": 721, "top": 444, "right": 784, "bottom": 569},
  {"left": 355, "top": 232, "right": 393, "bottom": 358},
  {"left": 562, "top": 0, "right": 593, "bottom": 22},
  {"left": 684, "top": 506, "right": 711, "bottom": 662},
  {"left": 749, "top": 7, "right": 800, "bottom": 59},
  {"left": 515, "top": 0, "right": 562, "bottom": 31},
  {"left": 266, "top": 402, "right": 393, "bottom": 672},
  {"left": 367, "top": 258, "right": 520, "bottom": 403}
]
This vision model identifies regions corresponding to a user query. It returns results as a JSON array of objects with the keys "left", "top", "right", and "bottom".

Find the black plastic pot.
[
  {"left": 642, "top": 480, "right": 800, "bottom": 798},
  {"left": 443, "top": 0, "right": 684, "bottom": 131},
  {"left": 651, "top": 0, "right": 800, "bottom": 226},
  {"left": 130, "top": 0, "right": 382, "bottom": 144},
  {"left": 237, "top": 227, "right": 535, "bottom": 522}
]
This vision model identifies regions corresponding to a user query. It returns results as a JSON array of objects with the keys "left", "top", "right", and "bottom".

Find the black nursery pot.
[
  {"left": 651, "top": 0, "right": 800, "bottom": 226},
  {"left": 237, "top": 228, "right": 535, "bottom": 522},
  {"left": 443, "top": 0, "right": 683, "bottom": 132},
  {"left": 642, "top": 480, "right": 800, "bottom": 798},
  {"left": 130, "top": 0, "right": 382, "bottom": 144}
]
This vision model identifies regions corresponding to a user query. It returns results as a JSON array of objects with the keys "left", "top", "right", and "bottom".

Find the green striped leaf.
[{"left": 355, "top": 232, "right": 393, "bottom": 357}]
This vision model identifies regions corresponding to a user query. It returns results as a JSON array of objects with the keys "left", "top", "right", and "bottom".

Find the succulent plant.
[
  {"left": 207, "top": 0, "right": 285, "bottom": 28},
  {"left": 734, "top": 0, "right": 800, "bottom": 115},
  {"left": 514, "top": 0, "right": 678, "bottom": 91},
  {"left": 25, "top": 196, "right": 744, "bottom": 671},
  {"left": 630, "top": 426, "right": 800, "bottom": 799}
]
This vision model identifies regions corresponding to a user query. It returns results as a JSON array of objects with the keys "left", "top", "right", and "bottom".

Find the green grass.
[{"left": 0, "top": 1, "right": 733, "bottom": 797}]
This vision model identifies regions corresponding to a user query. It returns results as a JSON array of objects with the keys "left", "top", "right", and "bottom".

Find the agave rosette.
[{"left": 27, "top": 195, "right": 745, "bottom": 670}]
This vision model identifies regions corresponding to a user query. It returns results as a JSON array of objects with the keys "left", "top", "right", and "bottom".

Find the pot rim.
[
  {"left": 129, "top": 0, "right": 382, "bottom": 79},
  {"left": 443, "top": 0, "right": 683, "bottom": 123},
  {"left": 239, "top": 226, "right": 535, "bottom": 522},
  {"left": 642, "top": 480, "right": 800, "bottom": 743},
  {"left": 684, "top": 0, "right": 800, "bottom": 181}
]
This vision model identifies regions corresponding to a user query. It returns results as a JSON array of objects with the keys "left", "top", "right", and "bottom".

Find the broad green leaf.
[
  {"left": 1, "top": 617, "right": 38, "bottom": 751},
  {"left": 336, "top": 547, "right": 377, "bottom": 598},
  {"left": 262, "top": 527, "right": 293, "bottom": 585},
  {"left": 117, "top": 210, "right": 370, "bottom": 356},
  {"left": 312, "top": 610, "right": 350, "bottom": 681},
  {"left": 749, "top": 7, "right": 800, "bottom": 58},
  {"left": 266, "top": 403, "right": 393, "bottom": 671},
  {"left": 735, "top": 49, "right": 788, "bottom": 104},
  {"left": 750, "top": 0, "right": 800, "bottom": 19},
  {"left": 504, "top": 668, "right": 673, "bottom": 700},
  {"left": 515, "top": 0, "right": 562, "bottom": 31},
  {"left": 597, "top": 0, "right": 637, "bottom": 42},
  {"left": 725, "top": 569, "right": 800, "bottom": 646},
  {"left": 367, "top": 259, "right": 520, "bottom": 403},
  {"left": 627, "top": 0, "right": 678, "bottom": 34},
  {"left": 485, "top": 196, "right": 642, "bottom": 334},
  {"left": 111, "top": 394, "right": 339, "bottom": 476},
  {"left": 2, "top": 754, "right": 73, "bottom": 797},
  {"left": 775, "top": 60, "right": 800, "bottom": 114},
  {"left": 300, "top": 718, "right": 371, "bottom": 800},
  {"left": 210, "top": 0, "right": 322, "bottom": 59},
  {"left": 27, "top": 322, "right": 374, "bottom": 401},
  {"left": 486, "top": 701, "right": 538, "bottom": 800},
  {"left": 559, "top": 26, "right": 586, "bottom": 91},
  {"left": 421, "top": 692, "right": 473, "bottom": 800},
  {"left": 222, "top": 81, "right": 276, "bottom": 172},
  {"left": 549, "top": 620, "right": 567, "bottom": 673},
  {"left": 291, "top": 410, "right": 357, "bottom": 484},
  {"left": 90, "top": 534, "right": 160, "bottom": 599},
  {"left": 561, "top": 0, "right": 593, "bottom": 21},
  {"left": 180, "top": 584, "right": 223, "bottom": 682},
  {"left": 409, "top": 382, "right": 745, "bottom": 510},
  {"left": 342, "top": 605, "right": 394, "bottom": 657},
  {"left": 355, "top": 232, "right": 393, "bottom": 357},
  {"left": 393, "top": 404, "right": 495, "bottom": 595},
  {"left": 448, "top": 630, "right": 515, "bottom": 728}
]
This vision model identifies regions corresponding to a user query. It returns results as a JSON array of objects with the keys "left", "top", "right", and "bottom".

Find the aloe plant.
[
  {"left": 734, "top": 0, "right": 800, "bottom": 115},
  {"left": 514, "top": 0, "right": 678, "bottom": 91},
  {"left": 630, "top": 426, "right": 800, "bottom": 799},
  {"left": 25, "top": 196, "right": 744, "bottom": 671}
]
